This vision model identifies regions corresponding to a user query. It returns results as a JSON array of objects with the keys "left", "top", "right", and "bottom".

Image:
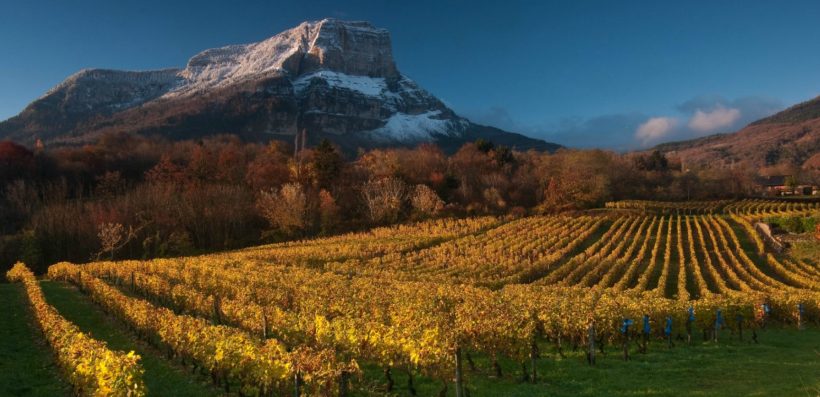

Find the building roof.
[{"left": 757, "top": 175, "right": 789, "bottom": 187}]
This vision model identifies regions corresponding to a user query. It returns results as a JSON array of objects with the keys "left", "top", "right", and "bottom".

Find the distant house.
[
  {"left": 757, "top": 175, "right": 789, "bottom": 195},
  {"left": 757, "top": 175, "right": 818, "bottom": 196}
]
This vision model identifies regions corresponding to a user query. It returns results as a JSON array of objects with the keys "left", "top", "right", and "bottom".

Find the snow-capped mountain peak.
[
  {"left": 173, "top": 18, "right": 398, "bottom": 96},
  {"left": 0, "top": 19, "right": 558, "bottom": 153}
]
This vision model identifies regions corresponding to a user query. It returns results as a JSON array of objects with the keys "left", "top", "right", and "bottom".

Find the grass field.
[
  {"left": 0, "top": 283, "right": 67, "bottom": 397},
  {"left": 3, "top": 280, "right": 818, "bottom": 396},
  {"left": 37, "top": 281, "right": 222, "bottom": 397},
  {"left": 423, "top": 328, "right": 820, "bottom": 397}
]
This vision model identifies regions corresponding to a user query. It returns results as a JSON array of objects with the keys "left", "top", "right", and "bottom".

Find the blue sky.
[{"left": 2, "top": 0, "right": 819, "bottom": 149}]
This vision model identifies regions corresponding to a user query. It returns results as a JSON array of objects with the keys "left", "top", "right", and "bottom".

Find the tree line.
[{"left": 0, "top": 132, "right": 763, "bottom": 273}]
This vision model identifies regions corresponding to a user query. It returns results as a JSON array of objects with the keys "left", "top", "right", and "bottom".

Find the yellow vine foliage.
[{"left": 6, "top": 263, "right": 146, "bottom": 397}]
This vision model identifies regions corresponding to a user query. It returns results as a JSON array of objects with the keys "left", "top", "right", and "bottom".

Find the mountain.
[
  {"left": 0, "top": 19, "right": 559, "bottom": 153},
  {"left": 653, "top": 96, "right": 820, "bottom": 170}
]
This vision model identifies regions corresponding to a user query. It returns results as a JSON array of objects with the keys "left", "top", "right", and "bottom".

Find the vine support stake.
[
  {"left": 454, "top": 346, "right": 465, "bottom": 397},
  {"left": 530, "top": 340, "right": 538, "bottom": 383},
  {"left": 339, "top": 370, "right": 349, "bottom": 397},
  {"left": 587, "top": 322, "right": 596, "bottom": 365},
  {"left": 293, "top": 371, "right": 301, "bottom": 397},
  {"left": 261, "top": 312, "right": 267, "bottom": 339},
  {"left": 213, "top": 295, "right": 222, "bottom": 325}
]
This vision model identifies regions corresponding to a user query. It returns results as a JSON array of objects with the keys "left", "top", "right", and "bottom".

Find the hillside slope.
[{"left": 655, "top": 96, "right": 820, "bottom": 170}]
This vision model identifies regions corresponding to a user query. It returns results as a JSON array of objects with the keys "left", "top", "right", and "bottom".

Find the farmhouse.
[{"left": 757, "top": 175, "right": 817, "bottom": 196}]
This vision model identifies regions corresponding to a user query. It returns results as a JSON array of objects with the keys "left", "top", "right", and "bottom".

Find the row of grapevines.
[
  {"left": 542, "top": 216, "right": 637, "bottom": 285},
  {"left": 7, "top": 263, "right": 146, "bottom": 396},
  {"left": 48, "top": 263, "right": 349, "bottom": 396},
  {"left": 725, "top": 199, "right": 819, "bottom": 218},
  {"left": 594, "top": 216, "right": 653, "bottom": 288},
  {"left": 234, "top": 216, "right": 502, "bottom": 265},
  {"left": 605, "top": 200, "right": 731, "bottom": 214},
  {"left": 325, "top": 215, "right": 604, "bottom": 286}
]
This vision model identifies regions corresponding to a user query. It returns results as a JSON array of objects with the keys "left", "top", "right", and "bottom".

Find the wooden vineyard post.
[
  {"left": 641, "top": 315, "right": 650, "bottom": 354},
  {"left": 686, "top": 306, "right": 694, "bottom": 344},
  {"left": 621, "top": 318, "right": 633, "bottom": 361},
  {"left": 736, "top": 314, "right": 743, "bottom": 341},
  {"left": 587, "top": 321, "right": 596, "bottom": 365},
  {"left": 339, "top": 370, "right": 349, "bottom": 397},
  {"left": 714, "top": 309, "right": 724, "bottom": 343},
  {"left": 293, "top": 371, "right": 301, "bottom": 397},
  {"left": 556, "top": 336, "right": 566, "bottom": 359},
  {"left": 130, "top": 271, "right": 135, "bottom": 292},
  {"left": 530, "top": 340, "right": 538, "bottom": 383},
  {"left": 797, "top": 304, "right": 805, "bottom": 330},
  {"left": 261, "top": 311, "right": 268, "bottom": 339},
  {"left": 407, "top": 369, "right": 417, "bottom": 396},
  {"left": 454, "top": 346, "right": 465, "bottom": 397},
  {"left": 213, "top": 295, "right": 222, "bottom": 325},
  {"left": 384, "top": 367, "right": 394, "bottom": 392}
]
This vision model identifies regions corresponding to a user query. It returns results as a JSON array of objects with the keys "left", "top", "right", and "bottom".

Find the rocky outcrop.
[{"left": 0, "top": 18, "right": 560, "bottom": 153}]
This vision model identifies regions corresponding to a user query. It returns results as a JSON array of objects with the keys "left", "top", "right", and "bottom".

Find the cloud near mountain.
[
  {"left": 632, "top": 95, "right": 783, "bottom": 147},
  {"left": 636, "top": 117, "right": 677, "bottom": 145},
  {"left": 688, "top": 105, "right": 741, "bottom": 133},
  {"left": 463, "top": 95, "right": 783, "bottom": 150}
]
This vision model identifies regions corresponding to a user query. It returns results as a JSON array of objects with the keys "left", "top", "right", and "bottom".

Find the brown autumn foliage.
[{"left": 1, "top": 132, "right": 813, "bottom": 274}]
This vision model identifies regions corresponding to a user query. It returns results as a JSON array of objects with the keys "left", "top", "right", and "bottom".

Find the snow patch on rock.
[
  {"left": 166, "top": 18, "right": 395, "bottom": 98},
  {"left": 369, "top": 111, "right": 465, "bottom": 141},
  {"left": 293, "top": 70, "right": 389, "bottom": 97}
]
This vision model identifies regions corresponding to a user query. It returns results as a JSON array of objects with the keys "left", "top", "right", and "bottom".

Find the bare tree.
[
  {"left": 257, "top": 183, "right": 309, "bottom": 235},
  {"left": 410, "top": 184, "right": 444, "bottom": 216},
  {"left": 95, "top": 222, "right": 137, "bottom": 260},
  {"left": 361, "top": 177, "right": 407, "bottom": 224}
]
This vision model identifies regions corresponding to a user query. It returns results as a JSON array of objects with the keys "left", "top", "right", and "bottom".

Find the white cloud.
[
  {"left": 635, "top": 117, "right": 677, "bottom": 145},
  {"left": 687, "top": 105, "right": 741, "bottom": 133}
]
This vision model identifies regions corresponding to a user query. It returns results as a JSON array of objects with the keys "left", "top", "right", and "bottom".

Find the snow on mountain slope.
[
  {"left": 293, "top": 70, "right": 391, "bottom": 97},
  {"left": 39, "top": 68, "right": 182, "bottom": 114},
  {"left": 369, "top": 111, "right": 469, "bottom": 141},
  {"left": 173, "top": 26, "right": 305, "bottom": 94},
  {"left": 1, "top": 18, "right": 557, "bottom": 152},
  {"left": 170, "top": 18, "right": 397, "bottom": 97}
]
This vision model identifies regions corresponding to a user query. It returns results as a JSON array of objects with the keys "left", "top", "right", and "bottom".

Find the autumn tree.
[
  {"left": 245, "top": 141, "right": 292, "bottom": 191},
  {"left": 361, "top": 177, "right": 407, "bottom": 224},
  {"left": 634, "top": 150, "right": 669, "bottom": 172},
  {"left": 358, "top": 149, "right": 401, "bottom": 180},
  {"left": 318, "top": 189, "right": 341, "bottom": 235},
  {"left": 448, "top": 143, "right": 497, "bottom": 206},
  {"left": 216, "top": 142, "right": 248, "bottom": 184},
  {"left": 396, "top": 144, "right": 448, "bottom": 186},
  {"left": 95, "top": 222, "right": 138, "bottom": 260},
  {"left": 145, "top": 154, "right": 185, "bottom": 185},
  {"left": 309, "top": 139, "right": 343, "bottom": 189},
  {"left": 94, "top": 171, "right": 126, "bottom": 197},
  {"left": 257, "top": 183, "right": 310, "bottom": 236},
  {"left": 538, "top": 150, "right": 613, "bottom": 212},
  {"left": 0, "top": 141, "right": 35, "bottom": 183},
  {"left": 185, "top": 145, "right": 216, "bottom": 185},
  {"left": 410, "top": 184, "right": 444, "bottom": 217}
]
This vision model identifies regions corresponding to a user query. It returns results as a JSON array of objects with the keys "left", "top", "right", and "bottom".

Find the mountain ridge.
[
  {"left": 651, "top": 95, "right": 820, "bottom": 170},
  {"left": 0, "top": 18, "right": 560, "bottom": 153}
]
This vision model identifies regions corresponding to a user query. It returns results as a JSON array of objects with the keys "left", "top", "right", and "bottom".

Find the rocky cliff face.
[{"left": 0, "top": 18, "right": 559, "bottom": 153}]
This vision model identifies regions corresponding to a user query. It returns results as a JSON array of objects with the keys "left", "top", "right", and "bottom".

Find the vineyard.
[{"left": 5, "top": 199, "right": 820, "bottom": 396}]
